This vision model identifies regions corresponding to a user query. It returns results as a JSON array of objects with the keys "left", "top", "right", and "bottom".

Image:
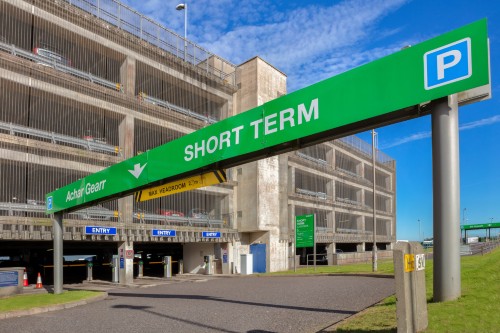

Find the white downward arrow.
[{"left": 128, "top": 163, "right": 147, "bottom": 179}]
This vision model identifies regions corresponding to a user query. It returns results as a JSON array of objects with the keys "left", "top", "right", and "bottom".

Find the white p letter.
[{"left": 437, "top": 50, "right": 461, "bottom": 80}]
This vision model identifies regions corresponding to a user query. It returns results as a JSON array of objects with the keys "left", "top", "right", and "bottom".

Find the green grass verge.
[
  {"left": 263, "top": 259, "right": 395, "bottom": 275},
  {"left": 0, "top": 290, "right": 103, "bottom": 313},
  {"left": 335, "top": 247, "right": 500, "bottom": 332}
]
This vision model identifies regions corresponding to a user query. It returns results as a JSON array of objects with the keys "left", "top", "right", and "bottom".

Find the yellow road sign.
[
  {"left": 134, "top": 170, "right": 226, "bottom": 202},
  {"left": 404, "top": 254, "right": 415, "bottom": 273}
]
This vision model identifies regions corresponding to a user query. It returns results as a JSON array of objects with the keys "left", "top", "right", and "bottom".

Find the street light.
[
  {"left": 462, "top": 207, "right": 466, "bottom": 225},
  {"left": 176, "top": 3, "right": 187, "bottom": 61},
  {"left": 371, "top": 129, "right": 377, "bottom": 272},
  {"left": 418, "top": 219, "right": 421, "bottom": 242}
]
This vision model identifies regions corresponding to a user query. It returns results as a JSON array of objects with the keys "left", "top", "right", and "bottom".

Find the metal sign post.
[{"left": 432, "top": 94, "right": 461, "bottom": 302}]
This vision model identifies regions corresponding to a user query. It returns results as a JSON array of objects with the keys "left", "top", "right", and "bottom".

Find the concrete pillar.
[
  {"left": 235, "top": 57, "right": 287, "bottom": 272},
  {"left": 326, "top": 242, "right": 335, "bottom": 265},
  {"left": 357, "top": 215, "right": 363, "bottom": 232},
  {"left": 120, "top": 56, "right": 136, "bottom": 96},
  {"left": 327, "top": 178, "right": 334, "bottom": 201},
  {"left": 279, "top": 155, "right": 289, "bottom": 239},
  {"left": 332, "top": 208, "right": 336, "bottom": 233},
  {"left": 289, "top": 203, "right": 296, "bottom": 247},
  {"left": 326, "top": 210, "right": 334, "bottom": 232},
  {"left": 118, "top": 241, "right": 134, "bottom": 284},
  {"left": 51, "top": 213, "right": 63, "bottom": 294},
  {"left": 326, "top": 146, "right": 334, "bottom": 168},
  {"left": 118, "top": 115, "right": 134, "bottom": 223}
]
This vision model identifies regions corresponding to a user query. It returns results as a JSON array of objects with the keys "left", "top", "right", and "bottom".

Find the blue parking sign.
[
  {"left": 424, "top": 38, "right": 471, "bottom": 90},
  {"left": 47, "top": 196, "right": 53, "bottom": 210}
]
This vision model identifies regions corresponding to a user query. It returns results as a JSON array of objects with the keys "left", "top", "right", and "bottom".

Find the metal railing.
[
  {"left": 0, "top": 201, "right": 116, "bottom": 220},
  {"left": 0, "top": 41, "right": 122, "bottom": 92},
  {"left": 336, "top": 135, "right": 395, "bottom": 168},
  {"left": 296, "top": 152, "right": 329, "bottom": 166},
  {"left": 460, "top": 240, "right": 500, "bottom": 256},
  {"left": 0, "top": 120, "right": 121, "bottom": 155},
  {"left": 138, "top": 92, "right": 217, "bottom": 124},
  {"left": 133, "top": 211, "right": 228, "bottom": 228},
  {"left": 306, "top": 253, "right": 327, "bottom": 267},
  {"left": 64, "top": 0, "right": 236, "bottom": 85},
  {"left": 0, "top": 202, "right": 231, "bottom": 228},
  {"left": 295, "top": 188, "right": 328, "bottom": 200}
]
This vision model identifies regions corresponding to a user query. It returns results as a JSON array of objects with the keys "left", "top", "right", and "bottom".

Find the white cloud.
[
  {"left": 380, "top": 115, "right": 500, "bottom": 149},
  {"left": 381, "top": 131, "right": 431, "bottom": 149},
  {"left": 459, "top": 115, "right": 500, "bottom": 130},
  {"left": 123, "top": 0, "right": 411, "bottom": 91}
]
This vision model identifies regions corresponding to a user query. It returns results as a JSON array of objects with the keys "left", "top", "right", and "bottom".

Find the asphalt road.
[{"left": 0, "top": 275, "right": 394, "bottom": 333}]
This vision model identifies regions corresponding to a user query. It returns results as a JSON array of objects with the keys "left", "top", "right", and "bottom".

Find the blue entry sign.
[
  {"left": 0, "top": 271, "right": 18, "bottom": 287},
  {"left": 85, "top": 226, "right": 117, "bottom": 235},
  {"left": 152, "top": 229, "right": 177, "bottom": 237},
  {"left": 202, "top": 231, "right": 221, "bottom": 238}
]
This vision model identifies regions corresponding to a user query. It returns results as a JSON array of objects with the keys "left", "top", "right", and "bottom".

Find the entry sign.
[
  {"left": 152, "top": 229, "right": 177, "bottom": 237},
  {"left": 202, "top": 231, "right": 221, "bottom": 238},
  {"left": 46, "top": 19, "right": 490, "bottom": 214},
  {"left": 296, "top": 214, "right": 315, "bottom": 248},
  {"left": 84, "top": 226, "right": 117, "bottom": 235}
]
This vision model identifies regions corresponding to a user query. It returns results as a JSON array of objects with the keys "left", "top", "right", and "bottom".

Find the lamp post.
[
  {"left": 372, "top": 129, "right": 377, "bottom": 272},
  {"left": 462, "top": 207, "right": 466, "bottom": 225},
  {"left": 418, "top": 219, "right": 421, "bottom": 242},
  {"left": 176, "top": 3, "right": 187, "bottom": 61}
]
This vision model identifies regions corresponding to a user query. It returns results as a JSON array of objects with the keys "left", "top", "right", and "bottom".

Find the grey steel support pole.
[
  {"left": 51, "top": 213, "right": 64, "bottom": 294},
  {"left": 432, "top": 94, "right": 461, "bottom": 302}
]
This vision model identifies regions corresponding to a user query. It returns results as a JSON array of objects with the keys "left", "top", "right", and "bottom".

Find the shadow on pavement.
[{"left": 109, "top": 291, "right": 357, "bottom": 315}]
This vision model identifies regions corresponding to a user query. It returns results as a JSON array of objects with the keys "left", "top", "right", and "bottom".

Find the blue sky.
[{"left": 122, "top": 0, "right": 500, "bottom": 241}]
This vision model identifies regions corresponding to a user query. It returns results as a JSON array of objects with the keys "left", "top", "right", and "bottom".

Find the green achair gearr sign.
[
  {"left": 461, "top": 222, "right": 500, "bottom": 230},
  {"left": 46, "top": 19, "right": 490, "bottom": 214},
  {"left": 295, "top": 214, "right": 315, "bottom": 248}
]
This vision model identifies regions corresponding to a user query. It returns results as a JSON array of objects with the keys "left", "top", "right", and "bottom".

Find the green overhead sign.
[
  {"left": 295, "top": 214, "right": 315, "bottom": 248},
  {"left": 461, "top": 222, "right": 500, "bottom": 230},
  {"left": 46, "top": 19, "right": 490, "bottom": 214}
]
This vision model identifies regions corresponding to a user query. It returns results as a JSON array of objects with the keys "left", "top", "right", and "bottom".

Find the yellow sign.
[
  {"left": 404, "top": 254, "right": 415, "bottom": 273},
  {"left": 134, "top": 170, "right": 226, "bottom": 202}
]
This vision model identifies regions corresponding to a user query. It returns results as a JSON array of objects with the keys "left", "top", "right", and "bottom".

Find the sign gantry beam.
[{"left": 46, "top": 19, "right": 490, "bottom": 216}]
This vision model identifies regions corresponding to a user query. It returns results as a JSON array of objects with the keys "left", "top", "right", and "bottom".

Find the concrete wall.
[
  {"left": 183, "top": 243, "right": 215, "bottom": 274},
  {"left": 333, "top": 250, "right": 393, "bottom": 265}
]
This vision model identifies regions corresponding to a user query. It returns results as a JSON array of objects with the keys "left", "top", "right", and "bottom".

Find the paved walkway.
[
  {"left": 1, "top": 274, "right": 395, "bottom": 332},
  {"left": 1, "top": 274, "right": 229, "bottom": 320}
]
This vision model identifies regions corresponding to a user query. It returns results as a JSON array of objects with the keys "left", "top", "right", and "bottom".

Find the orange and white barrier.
[{"left": 35, "top": 272, "right": 43, "bottom": 289}]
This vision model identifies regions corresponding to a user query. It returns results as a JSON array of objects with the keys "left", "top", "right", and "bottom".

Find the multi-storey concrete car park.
[{"left": 0, "top": 0, "right": 396, "bottom": 284}]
